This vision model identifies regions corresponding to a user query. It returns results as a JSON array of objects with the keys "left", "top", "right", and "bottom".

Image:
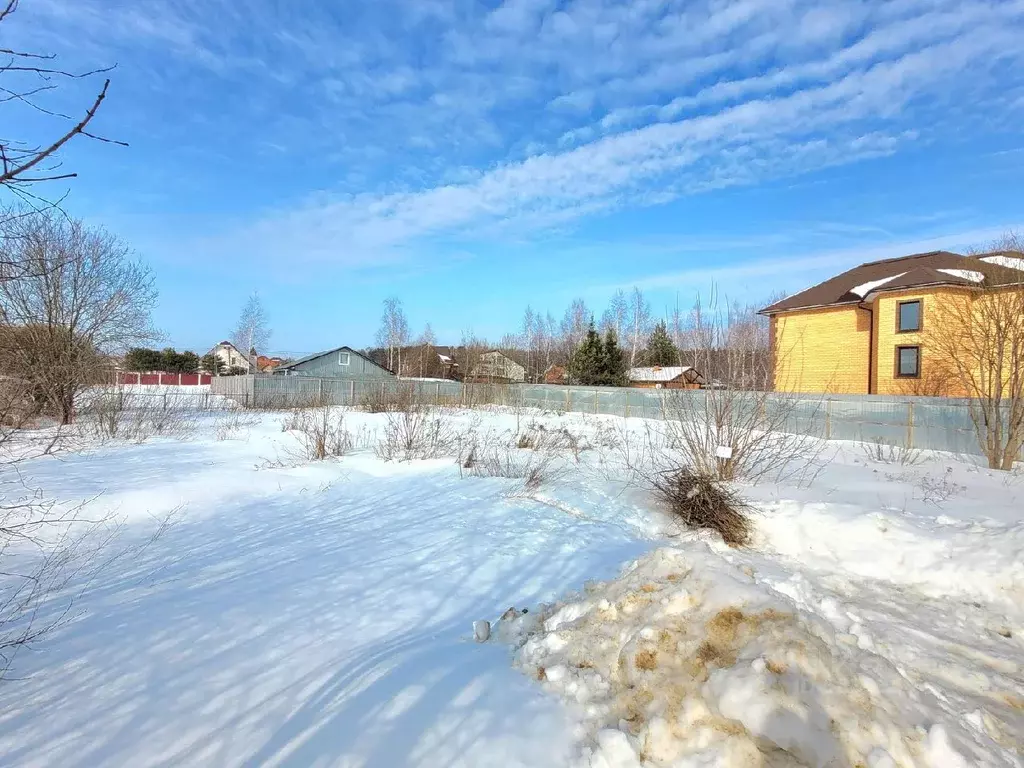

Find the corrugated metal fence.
[{"left": 210, "top": 375, "right": 1012, "bottom": 458}]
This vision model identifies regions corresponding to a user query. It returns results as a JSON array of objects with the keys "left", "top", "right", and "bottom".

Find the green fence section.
[{"left": 209, "top": 375, "right": 1011, "bottom": 459}]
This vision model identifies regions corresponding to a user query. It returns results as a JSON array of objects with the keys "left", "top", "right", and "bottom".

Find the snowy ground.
[{"left": 0, "top": 407, "right": 1021, "bottom": 767}]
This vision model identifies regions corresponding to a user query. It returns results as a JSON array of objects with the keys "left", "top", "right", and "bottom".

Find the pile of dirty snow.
[{"left": 500, "top": 547, "right": 1021, "bottom": 768}]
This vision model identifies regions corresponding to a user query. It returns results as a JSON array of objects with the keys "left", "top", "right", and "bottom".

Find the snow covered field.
[{"left": 0, "top": 406, "right": 1021, "bottom": 767}]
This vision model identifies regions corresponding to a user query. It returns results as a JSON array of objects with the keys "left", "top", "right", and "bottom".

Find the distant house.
[
  {"left": 543, "top": 364, "right": 567, "bottom": 384},
  {"left": 277, "top": 346, "right": 394, "bottom": 379},
  {"left": 208, "top": 341, "right": 250, "bottom": 373},
  {"left": 437, "top": 353, "right": 460, "bottom": 380},
  {"left": 627, "top": 366, "right": 705, "bottom": 389},
  {"left": 467, "top": 350, "right": 526, "bottom": 383},
  {"left": 256, "top": 355, "right": 284, "bottom": 372},
  {"left": 760, "top": 249, "right": 1024, "bottom": 395}
]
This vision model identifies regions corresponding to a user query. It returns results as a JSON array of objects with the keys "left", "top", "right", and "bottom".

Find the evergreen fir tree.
[
  {"left": 644, "top": 320, "right": 678, "bottom": 366},
  {"left": 569, "top": 322, "right": 604, "bottom": 385},
  {"left": 600, "top": 328, "right": 627, "bottom": 387}
]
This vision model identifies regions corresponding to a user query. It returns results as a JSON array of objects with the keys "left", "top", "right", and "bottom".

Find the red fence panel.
[
  {"left": 139, "top": 373, "right": 161, "bottom": 385},
  {"left": 199, "top": 374, "right": 211, "bottom": 385},
  {"left": 179, "top": 373, "right": 199, "bottom": 386}
]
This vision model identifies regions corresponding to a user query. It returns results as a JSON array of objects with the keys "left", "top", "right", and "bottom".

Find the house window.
[
  {"left": 338, "top": 351, "right": 351, "bottom": 366},
  {"left": 897, "top": 300, "right": 921, "bottom": 333},
  {"left": 896, "top": 346, "right": 920, "bottom": 378}
]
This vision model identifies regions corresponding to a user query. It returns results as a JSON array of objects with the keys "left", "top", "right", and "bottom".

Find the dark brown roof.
[{"left": 760, "top": 250, "right": 1024, "bottom": 315}]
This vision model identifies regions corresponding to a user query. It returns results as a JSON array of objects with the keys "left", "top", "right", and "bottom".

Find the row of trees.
[
  {"left": 124, "top": 347, "right": 201, "bottom": 374},
  {"left": 370, "top": 289, "right": 773, "bottom": 387}
]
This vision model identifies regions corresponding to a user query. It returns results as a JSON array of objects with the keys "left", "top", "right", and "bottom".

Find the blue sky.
[{"left": 5, "top": 0, "right": 1024, "bottom": 357}]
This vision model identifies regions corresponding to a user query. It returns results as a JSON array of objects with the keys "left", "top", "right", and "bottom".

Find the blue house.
[{"left": 277, "top": 346, "right": 394, "bottom": 379}]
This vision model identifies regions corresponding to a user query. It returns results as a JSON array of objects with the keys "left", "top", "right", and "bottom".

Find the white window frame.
[{"left": 338, "top": 351, "right": 351, "bottom": 366}]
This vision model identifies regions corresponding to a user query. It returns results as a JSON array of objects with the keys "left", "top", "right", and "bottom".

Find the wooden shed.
[{"left": 627, "top": 366, "right": 705, "bottom": 389}]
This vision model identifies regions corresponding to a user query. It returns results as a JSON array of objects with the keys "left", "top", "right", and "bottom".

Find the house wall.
[
  {"left": 628, "top": 379, "right": 699, "bottom": 390},
  {"left": 214, "top": 344, "right": 249, "bottom": 372},
  {"left": 288, "top": 348, "right": 394, "bottom": 379},
  {"left": 871, "top": 287, "right": 972, "bottom": 396},
  {"left": 773, "top": 306, "right": 871, "bottom": 394}
]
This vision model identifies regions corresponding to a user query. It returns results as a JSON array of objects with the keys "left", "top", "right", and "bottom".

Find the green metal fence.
[{"left": 209, "top": 375, "right": 1013, "bottom": 459}]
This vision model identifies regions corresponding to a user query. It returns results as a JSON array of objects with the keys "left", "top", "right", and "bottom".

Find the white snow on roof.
[
  {"left": 627, "top": 366, "right": 694, "bottom": 382},
  {"left": 980, "top": 254, "right": 1024, "bottom": 272},
  {"left": 850, "top": 272, "right": 906, "bottom": 298},
  {"left": 937, "top": 268, "right": 985, "bottom": 283},
  {"left": 437, "top": 354, "right": 452, "bottom": 363}
]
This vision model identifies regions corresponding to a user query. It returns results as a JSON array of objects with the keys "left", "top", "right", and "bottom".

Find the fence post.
[
  {"left": 625, "top": 390, "right": 630, "bottom": 419},
  {"left": 594, "top": 390, "right": 599, "bottom": 414},
  {"left": 566, "top": 388, "right": 571, "bottom": 412},
  {"left": 350, "top": 379, "right": 356, "bottom": 406},
  {"left": 825, "top": 399, "right": 832, "bottom": 440},
  {"left": 318, "top": 378, "right": 324, "bottom": 404},
  {"left": 907, "top": 402, "right": 915, "bottom": 448},
  {"left": 436, "top": 382, "right": 441, "bottom": 405},
  {"left": 163, "top": 393, "right": 168, "bottom": 410}
]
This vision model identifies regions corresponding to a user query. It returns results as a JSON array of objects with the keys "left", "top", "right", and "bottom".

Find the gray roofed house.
[{"left": 277, "top": 346, "right": 394, "bottom": 379}]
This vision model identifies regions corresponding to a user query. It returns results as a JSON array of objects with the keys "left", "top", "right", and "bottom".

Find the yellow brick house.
[{"left": 760, "top": 250, "right": 1024, "bottom": 396}]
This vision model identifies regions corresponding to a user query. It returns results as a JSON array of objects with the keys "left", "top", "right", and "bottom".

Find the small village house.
[
  {"left": 627, "top": 366, "right": 705, "bottom": 389},
  {"left": 760, "top": 249, "right": 1024, "bottom": 396},
  {"left": 256, "top": 355, "right": 284, "bottom": 373},
  {"left": 467, "top": 350, "right": 526, "bottom": 384},
  {"left": 543, "top": 364, "right": 567, "bottom": 385},
  {"left": 208, "top": 341, "right": 250, "bottom": 373},
  {"left": 276, "top": 346, "right": 394, "bottom": 379}
]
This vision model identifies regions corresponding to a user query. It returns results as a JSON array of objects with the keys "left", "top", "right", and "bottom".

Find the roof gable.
[
  {"left": 761, "top": 250, "right": 1020, "bottom": 314},
  {"left": 280, "top": 346, "right": 392, "bottom": 374}
]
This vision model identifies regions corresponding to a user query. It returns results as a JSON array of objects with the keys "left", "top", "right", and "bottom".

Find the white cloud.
[{"left": 7, "top": 0, "right": 1023, "bottom": 269}]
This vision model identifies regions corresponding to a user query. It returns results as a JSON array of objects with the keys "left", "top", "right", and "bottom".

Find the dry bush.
[
  {"left": 214, "top": 410, "right": 261, "bottom": 441},
  {"left": 668, "top": 291, "right": 828, "bottom": 484},
  {"left": 375, "top": 404, "right": 456, "bottom": 461},
  {"left": 467, "top": 444, "right": 563, "bottom": 493},
  {"left": 652, "top": 467, "right": 751, "bottom": 546},
  {"left": 515, "top": 423, "right": 589, "bottom": 462},
  {"left": 359, "top": 384, "right": 422, "bottom": 414},
  {"left": 661, "top": 391, "right": 828, "bottom": 485},
  {"left": 861, "top": 437, "right": 923, "bottom": 466},
  {"left": 76, "top": 389, "right": 198, "bottom": 443},
  {"left": 287, "top": 407, "right": 353, "bottom": 460},
  {"left": 917, "top": 468, "right": 965, "bottom": 506}
]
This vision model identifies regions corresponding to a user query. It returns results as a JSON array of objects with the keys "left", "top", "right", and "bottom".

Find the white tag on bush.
[{"left": 715, "top": 445, "right": 733, "bottom": 459}]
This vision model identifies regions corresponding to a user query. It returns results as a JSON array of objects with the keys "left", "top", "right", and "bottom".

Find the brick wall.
[
  {"left": 872, "top": 287, "right": 972, "bottom": 396},
  {"left": 773, "top": 306, "right": 871, "bottom": 394}
]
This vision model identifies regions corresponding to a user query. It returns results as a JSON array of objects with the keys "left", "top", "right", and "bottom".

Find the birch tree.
[
  {"left": 560, "top": 298, "right": 590, "bottom": 362},
  {"left": 375, "top": 297, "right": 409, "bottom": 374},
  {"left": 601, "top": 289, "right": 628, "bottom": 342},
  {"left": 232, "top": 292, "right": 271, "bottom": 370},
  {"left": 416, "top": 323, "right": 437, "bottom": 378},
  {"left": 627, "top": 287, "right": 652, "bottom": 367}
]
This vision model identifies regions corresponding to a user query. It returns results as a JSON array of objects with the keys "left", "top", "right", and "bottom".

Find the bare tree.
[
  {"left": 375, "top": 297, "right": 409, "bottom": 375},
  {"left": 0, "top": 0, "right": 126, "bottom": 204},
  {"left": 560, "top": 298, "right": 590, "bottom": 363},
  {"left": 626, "top": 287, "right": 652, "bottom": 368},
  {"left": 670, "top": 294, "right": 686, "bottom": 366},
  {"left": 231, "top": 292, "right": 271, "bottom": 370},
  {"left": 521, "top": 306, "right": 537, "bottom": 381},
  {"left": 600, "top": 289, "right": 628, "bottom": 342},
  {"left": 0, "top": 209, "right": 156, "bottom": 423},
  {"left": 925, "top": 232, "right": 1024, "bottom": 470},
  {"left": 416, "top": 323, "right": 437, "bottom": 378}
]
